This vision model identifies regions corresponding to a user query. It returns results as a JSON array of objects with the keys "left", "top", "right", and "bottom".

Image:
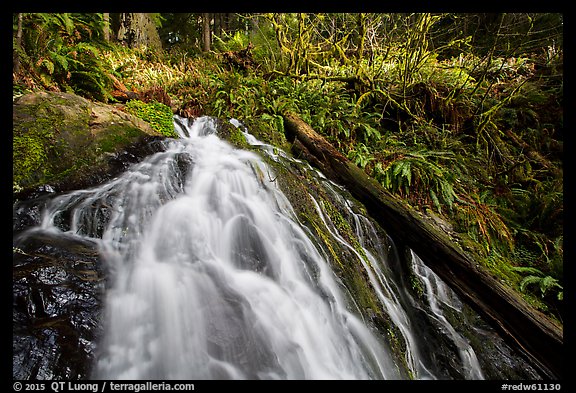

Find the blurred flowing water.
[{"left": 12, "top": 116, "right": 542, "bottom": 380}]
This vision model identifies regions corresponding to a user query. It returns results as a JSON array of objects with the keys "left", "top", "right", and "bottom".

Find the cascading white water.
[
  {"left": 236, "top": 117, "right": 486, "bottom": 380},
  {"left": 37, "top": 116, "right": 402, "bottom": 380},
  {"left": 408, "top": 250, "right": 484, "bottom": 379},
  {"left": 26, "top": 115, "right": 498, "bottom": 380},
  {"left": 315, "top": 198, "right": 484, "bottom": 380}
]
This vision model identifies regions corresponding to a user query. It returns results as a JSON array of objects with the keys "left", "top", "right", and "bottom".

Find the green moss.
[
  {"left": 219, "top": 123, "right": 251, "bottom": 150},
  {"left": 321, "top": 197, "right": 371, "bottom": 263},
  {"left": 13, "top": 133, "right": 50, "bottom": 185},
  {"left": 13, "top": 103, "right": 61, "bottom": 187},
  {"left": 97, "top": 125, "right": 145, "bottom": 153},
  {"left": 260, "top": 148, "right": 385, "bottom": 319},
  {"left": 409, "top": 273, "right": 425, "bottom": 298},
  {"left": 244, "top": 117, "right": 292, "bottom": 153},
  {"left": 229, "top": 128, "right": 251, "bottom": 149},
  {"left": 385, "top": 323, "right": 413, "bottom": 379},
  {"left": 304, "top": 198, "right": 382, "bottom": 315},
  {"left": 307, "top": 214, "right": 345, "bottom": 270},
  {"left": 13, "top": 92, "right": 164, "bottom": 194},
  {"left": 124, "top": 100, "right": 178, "bottom": 138}
]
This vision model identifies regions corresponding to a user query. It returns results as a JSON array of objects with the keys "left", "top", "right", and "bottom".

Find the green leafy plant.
[
  {"left": 347, "top": 143, "right": 373, "bottom": 169},
  {"left": 15, "top": 13, "right": 112, "bottom": 101},
  {"left": 213, "top": 30, "right": 250, "bottom": 52},
  {"left": 512, "top": 266, "right": 563, "bottom": 300},
  {"left": 372, "top": 150, "right": 460, "bottom": 213}
]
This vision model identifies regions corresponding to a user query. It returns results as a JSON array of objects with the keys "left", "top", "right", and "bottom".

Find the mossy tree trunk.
[
  {"left": 14, "top": 13, "right": 23, "bottom": 75},
  {"left": 117, "top": 13, "right": 162, "bottom": 50}
]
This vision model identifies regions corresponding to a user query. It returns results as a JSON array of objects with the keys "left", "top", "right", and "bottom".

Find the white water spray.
[{"left": 32, "top": 116, "right": 487, "bottom": 380}]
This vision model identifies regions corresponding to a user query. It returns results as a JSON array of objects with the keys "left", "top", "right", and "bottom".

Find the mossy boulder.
[{"left": 13, "top": 91, "right": 165, "bottom": 199}]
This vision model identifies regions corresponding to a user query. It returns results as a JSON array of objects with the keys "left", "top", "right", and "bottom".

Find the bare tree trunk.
[
  {"left": 14, "top": 13, "right": 23, "bottom": 74},
  {"left": 216, "top": 13, "right": 225, "bottom": 37},
  {"left": 103, "top": 13, "right": 110, "bottom": 42},
  {"left": 224, "top": 13, "right": 230, "bottom": 34},
  {"left": 250, "top": 15, "right": 259, "bottom": 35},
  {"left": 202, "top": 13, "right": 211, "bottom": 52}
]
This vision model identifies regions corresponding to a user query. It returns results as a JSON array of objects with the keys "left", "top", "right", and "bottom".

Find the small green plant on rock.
[{"left": 124, "top": 100, "right": 177, "bottom": 138}]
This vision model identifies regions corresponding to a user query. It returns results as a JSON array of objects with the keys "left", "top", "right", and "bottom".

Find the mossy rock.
[
  {"left": 124, "top": 100, "right": 179, "bottom": 138},
  {"left": 13, "top": 91, "right": 164, "bottom": 198}
]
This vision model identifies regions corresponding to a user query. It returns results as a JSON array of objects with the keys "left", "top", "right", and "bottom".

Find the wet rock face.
[
  {"left": 13, "top": 232, "right": 105, "bottom": 380},
  {"left": 12, "top": 91, "right": 168, "bottom": 378}
]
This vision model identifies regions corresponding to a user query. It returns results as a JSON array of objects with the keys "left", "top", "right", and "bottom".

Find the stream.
[{"left": 13, "top": 116, "right": 543, "bottom": 380}]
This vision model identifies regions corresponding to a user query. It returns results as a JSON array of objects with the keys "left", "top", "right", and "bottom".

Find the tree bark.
[
  {"left": 202, "top": 13, "right": 211, "bottom": 52},
  {"left": 14, "top": 13, "right": 23, "bottom": 75},
  {"left": 117, "top": 13, "right": 162, "bottom": 50},
  {"left": 250, "top": 14, "right": 259, "bottom": 36},
  {"left": 103, "top": 13, "right": 110, "bottom": 42},
  {"left": 282, "top": 111, "right": 563, "bottom": 379}
]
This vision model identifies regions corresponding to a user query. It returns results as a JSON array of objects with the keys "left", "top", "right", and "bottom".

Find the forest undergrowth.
[{"left": 13, "top": 13, "right": 563, "bottom": 324}]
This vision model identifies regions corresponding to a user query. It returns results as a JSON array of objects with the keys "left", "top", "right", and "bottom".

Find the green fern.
[
  {"left": 371, "top": 148, "right": 460, "bottom": 213},
  {"left": 347, "top": 143, "right": 373, "bottom": 169},
  {"left": 429, "top": 189, "right": 441, "bottom": 212},
  {"left": 512, "top": 266, "right": 563, "bottom": 300},
  {"left": 16, "top": 13, "right": 112, "bottom": 100},
  {"left": 213, "top": 30, "right": 250, "bottom": 52}
]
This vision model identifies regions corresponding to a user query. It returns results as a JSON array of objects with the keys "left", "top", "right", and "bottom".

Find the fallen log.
[{"left": 282, "top": 111, "right": 563, "bottom": 379}]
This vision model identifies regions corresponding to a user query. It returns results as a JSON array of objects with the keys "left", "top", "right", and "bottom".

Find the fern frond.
[
  {"left": 49, "top": 51, "right": 69, "bottom": 72},
  {"left": 539, "top": 276, "right": 562, "bottom": 295},
  {"left": 519, "top": 275, "right": 543, "bottom": 292},
  {"left": 430, "top": 189, "right": 441, "bottom": 213},
  {"left": 38, "top": 58, "right": 55, "bottom": 74},
  {"left": 511, "top": 266, "right": 544, "bottom": 276}
]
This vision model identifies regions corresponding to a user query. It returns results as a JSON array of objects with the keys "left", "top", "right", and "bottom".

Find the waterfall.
[
  {"left": 32, "top": 117, "right": 399, "bottom": 379},
  {"left": 233, "top": 118, "right": 485, "bottom": 380},
  {"left": 14, "top": 116, "right": 539, "bottom": 380}
]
